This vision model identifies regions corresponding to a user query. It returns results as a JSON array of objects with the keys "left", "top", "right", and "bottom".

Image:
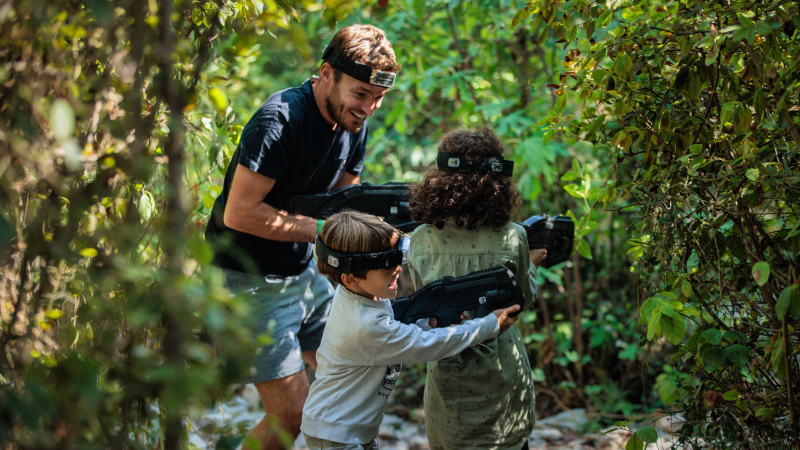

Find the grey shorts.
[
  {"left": 222, "top": 259, "right": 334, "bottom": 384},
  {"left": 304, "top": 434, "right": 378, "bottom": 450}
]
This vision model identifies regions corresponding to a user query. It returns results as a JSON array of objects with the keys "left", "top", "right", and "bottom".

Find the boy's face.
[{"left": 344, "top": 265, "right": 402, "bottom": 300}]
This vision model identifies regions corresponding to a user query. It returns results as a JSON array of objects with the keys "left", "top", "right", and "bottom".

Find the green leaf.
[
  {"left": 561, "top": 171, "right": 579, "bottom": 182},
  {"left": 751, "top": 261, "right": 770, "bottom": 286},
  {"left": 755, "top": 407, "right": 777, "bottom": 420},
  {"left": 554, "top": 93, "right": 568, "bottom": 114},
  {"left": 625, "top": 434, "right": 644, "bottom": 450},
  {"left": 640, "top": 296, "right": 664, "bottom": 325},
  {"left": 723, "top": 330, "right": 747, "bottom": 342},
  {"left": 511, "top": 7, "right": 528, "bottom": 28},
  {"left": 745, "top": 168, "right": 759, "bottom": 182},
  {"left": 635, "top": 425, "right": 658, "bottom": 444},
  {"left": 681, "top": 280, "right": 692, "bottom": 298},
  {"left": 682, "top": 307, "right": 700, "bottom": 317},
  {"left": 577, "top": 239, "right": 592, "bottom": 259},
  {"left": 138, "top": 191, "right": 155, "bottom": 222},
  {"left": 564, "top": 184, "right": 584, "bottom": 198},
  {"left": 726, "top": 344, "right": 750, "bottom": 366},
  {"left": 771, "top": 334, "right": 787, "bottom": 379},
  {"left": 598, "top": 10, "right": 612, "bottom": 28},
  {"left": 722, "top": 390, "right": 741, "bottom": 401},
  {"left": 50, "top": 98, "right": 76, "bottom": 141},
  {"left": 660, "top": 308, "right": 686, "bottom": 345},
  {"left": 702, "top": 329, "right": 723, "bottom": 345},
  {"left": 647, "top": 308, "right": 663, "bottom": 341},
  {"left": 776, "top": 285, "right": 800, "bottom": 319},
  {"left": 701, "top": 346, "right": 726, "bottom": 372},
  {"left": 543, "top": 130, "right": 555, "bottom": 145}
]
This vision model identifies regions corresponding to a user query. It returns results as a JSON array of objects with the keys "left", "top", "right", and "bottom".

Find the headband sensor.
[
  {"left": 321, "top": 45, "right": 396, "bottom": 88},
  {"left": 315, "top": 234, "right": 409, "bottom": 275},
  {"left": 435, "top": 154, "right": 514, "bottom": 177}
]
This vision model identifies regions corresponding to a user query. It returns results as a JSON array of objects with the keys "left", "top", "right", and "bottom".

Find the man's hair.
[
  {"left": 408, "top": 128, "right": 521, "bottom": 231},
  {"left": 327, "top": 24, "right": 401, "bottom": 83},
  {"left": 317, "top": 210, "right": 400, "bottom": 283}
]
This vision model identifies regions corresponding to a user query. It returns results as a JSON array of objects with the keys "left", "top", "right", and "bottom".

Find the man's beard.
[{"left": 325, "top": 83, "right": 364, "bottom": 134}]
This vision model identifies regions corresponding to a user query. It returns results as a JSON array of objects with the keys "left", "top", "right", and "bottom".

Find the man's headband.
[
  {"left": 321, "top": 45, "right": 396, "bottom": 88},
  {"left": 435, "top": 154, "right": 514, "bottom": 177},
  {"left": 315, "top": 234, "right": 409, "bottom": 275}
]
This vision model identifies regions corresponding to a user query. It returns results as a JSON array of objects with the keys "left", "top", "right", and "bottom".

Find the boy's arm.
[{"left": 372, "top": 314, "right": 499, "bottom": 366}]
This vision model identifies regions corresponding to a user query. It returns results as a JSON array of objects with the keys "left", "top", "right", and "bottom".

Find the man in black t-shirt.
[{"left": 204, "top": 25, "right": 399, "bottom": 450}]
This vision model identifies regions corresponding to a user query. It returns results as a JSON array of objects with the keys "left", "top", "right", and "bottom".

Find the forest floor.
[{"left": 188, "top": 384, "right": 682, "bottom": 450}]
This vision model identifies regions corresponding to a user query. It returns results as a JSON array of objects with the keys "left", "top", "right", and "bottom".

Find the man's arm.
[
  {"left": 223, "top": 164, "right": 318, "bottom": 243},
  {"left": 330, "top": 171, "right": 360, "bottom": 191}
]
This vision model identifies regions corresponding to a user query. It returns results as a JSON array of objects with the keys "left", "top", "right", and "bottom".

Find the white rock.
[
  {"left": 529, "top": 439, "right": 549, "bottom": 450},
  {"left": 187, "top": 432, "right": 209, "bottom": 450},
  {"left": 378, "top": 425, "right": 396, "bottom": 440},
  {"left": 382, "top": 414, "right": 405, "bottom": 428},
  {"left": 240, "top": 383, "right": 262, "bottom": 410},
  {"left": 646, "top": 437, "right": 676, "bottom": 449},
  {"left": 655, "top": 413, "right": 684, "bottom": 434},
  {"left": 536, "top": 408, "right": 589, "bottom": 431},
  {"left": 529, "top": 427, "right": 564, "bottom": 441}
]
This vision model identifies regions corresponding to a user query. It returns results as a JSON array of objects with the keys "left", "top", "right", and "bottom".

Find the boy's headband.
[
  {"left": 321, "top": 45, "right": 396, "bottom": 88},
  {"left": 315, "top": 234, "right": 409, "bottom": 275},
  {"left": 435, "top": 154, "right": 514, "bottom": 177}
]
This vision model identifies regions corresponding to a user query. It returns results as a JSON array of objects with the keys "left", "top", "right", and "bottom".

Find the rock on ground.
[{"left": 187, "top": 387, "right": 677, "bottom": 450}]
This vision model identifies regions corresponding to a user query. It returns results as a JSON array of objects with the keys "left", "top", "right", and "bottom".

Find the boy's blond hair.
[{"left": 317, "top": 210, "right": 400, "bottom": 283}]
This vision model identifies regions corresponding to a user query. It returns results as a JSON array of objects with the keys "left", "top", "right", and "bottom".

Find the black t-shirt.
[{"left": 205, "top": 79, "right": 367, "bottom": 276}]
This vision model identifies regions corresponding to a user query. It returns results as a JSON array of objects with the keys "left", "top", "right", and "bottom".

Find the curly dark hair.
[{"left": 408, "top": 129, "right": 521, "bottom": 231}]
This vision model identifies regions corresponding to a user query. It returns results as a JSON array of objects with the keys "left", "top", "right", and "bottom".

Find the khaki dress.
[{"left": 407, "top": 222, "right": 539, "bottom": 450}]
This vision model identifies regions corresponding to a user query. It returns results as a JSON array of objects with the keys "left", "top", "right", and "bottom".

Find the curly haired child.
[{"left": 407, "top": 129, "right": 547, "bottom": 450}]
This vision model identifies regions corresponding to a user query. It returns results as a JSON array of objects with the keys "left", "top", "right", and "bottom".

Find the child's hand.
[
  {"left": 429, "top": 312, "right": 468, "bottom": 328},
  {"left": 529, "top": 248, "right": 548, "bottom": 268},
  {"left": 492, "top": 304, "right": 521, "bottom": 334}
]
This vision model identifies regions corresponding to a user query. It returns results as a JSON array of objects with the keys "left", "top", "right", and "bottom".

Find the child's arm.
[{"left": 372, "top": 304, "right": 519, "bottom": 366}]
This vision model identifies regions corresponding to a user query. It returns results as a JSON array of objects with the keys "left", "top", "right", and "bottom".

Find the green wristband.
[{"left": 317, "top": 219, "right": 324, "bottom": 235}]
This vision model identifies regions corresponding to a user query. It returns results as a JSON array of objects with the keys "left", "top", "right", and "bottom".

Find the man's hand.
[
  {"left": 492, "top": 304, "right": 521, "bottom": 334},
  {"left": 529, "top": 248, "right": 548, "bottom": 268}
]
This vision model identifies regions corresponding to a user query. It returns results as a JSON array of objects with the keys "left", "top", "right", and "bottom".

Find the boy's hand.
[
  {"left": 492, "top": 304, "right": 521, "bottom": 334},
  {"left": 429, "top": 312, "right": 468, "bottom": 328},
  {"left": 529, "top": 248, "right": 548, "bottom": 268}
]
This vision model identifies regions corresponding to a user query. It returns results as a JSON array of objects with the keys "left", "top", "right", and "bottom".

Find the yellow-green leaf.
[
  {"left": 80, "top": 248, "right": 98, "bottom": 257},
  {"left": 45, "top": 309, "right": 63, "bottom": 320},
  {"left": 208, "top": 88, "right": 228, "bottom": 111}
]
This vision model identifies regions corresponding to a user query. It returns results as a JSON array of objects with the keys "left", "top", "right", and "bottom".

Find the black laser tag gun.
[
  {"left": 284, "top": 183, "right": 417, "bottom": 233},
  {"left": 522, "top": 215, "right": 575, "bottom": 268},
  {"left": 392, "top": 266, "right": 524, "bottom": 328}
]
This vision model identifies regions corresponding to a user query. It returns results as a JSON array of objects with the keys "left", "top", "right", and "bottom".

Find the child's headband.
[
  {"left": 321, "top": 45, "right": 396, "bottom": 88},
  {"left": 435, "top": 154, "right": 514, "bottom": 177},
  {"left": 315, "top": 234, "right": 410, "bottom": 275}
]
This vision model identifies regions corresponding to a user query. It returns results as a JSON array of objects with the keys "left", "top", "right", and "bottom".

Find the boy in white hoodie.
[{"left": 301, "top": 210, "right": 521, "bottom": 450}]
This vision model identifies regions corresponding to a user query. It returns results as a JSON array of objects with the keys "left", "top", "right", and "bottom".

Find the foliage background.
[{"left": 2, "top": 0, "right": 798, "bottom": 448}]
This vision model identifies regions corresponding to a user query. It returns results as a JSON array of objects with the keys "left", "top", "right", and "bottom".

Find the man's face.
[{"left": 325, "top": 73, "right": 390, "bottom": 133}]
